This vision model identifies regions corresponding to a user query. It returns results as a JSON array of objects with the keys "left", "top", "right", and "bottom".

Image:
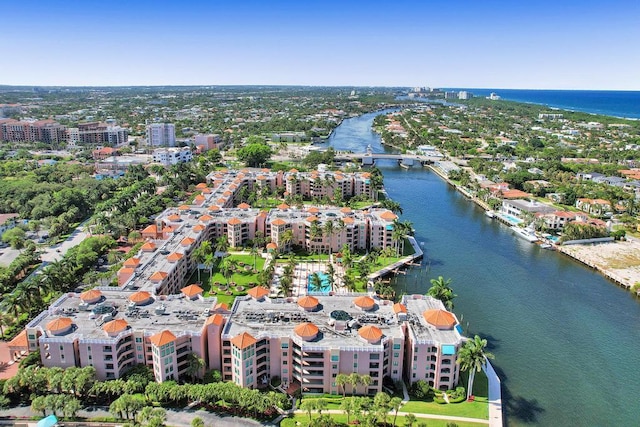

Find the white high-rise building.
[{"left": 146, "top": 123, "right": 176, "bottom": 147}]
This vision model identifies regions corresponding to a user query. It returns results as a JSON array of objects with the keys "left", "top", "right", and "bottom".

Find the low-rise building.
[{"left": 152, "top": 147, "right": 193, "bottom": 165}]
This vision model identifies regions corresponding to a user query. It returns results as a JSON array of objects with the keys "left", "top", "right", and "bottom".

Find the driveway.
[{"left": 40, "top": 223, "right": 90, "bottom": 263}]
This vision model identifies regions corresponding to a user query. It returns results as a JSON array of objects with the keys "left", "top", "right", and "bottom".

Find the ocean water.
[{"left": 454, "top": 89, "right": 640, "bottom": 119}]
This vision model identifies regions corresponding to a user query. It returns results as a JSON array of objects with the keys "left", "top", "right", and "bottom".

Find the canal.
[{"left": 320, "top": 110, "right": 640, "bottom": 426}]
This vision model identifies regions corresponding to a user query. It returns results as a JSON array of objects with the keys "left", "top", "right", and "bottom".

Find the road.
[{"left": 0, "top": 221, "right": 89, "bottom": 268}]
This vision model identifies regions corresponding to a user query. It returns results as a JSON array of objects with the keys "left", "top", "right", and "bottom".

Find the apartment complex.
[
  {"left": 146, "top": 123, "right": 176, "bottom": 147},
  {"left": 0, "top": 119, "right": 67, "bottom": 144},
  {"left": 20, "top": 168, "right": 464, "bottom": 391},
  {"left": 77, "top": 122, "right": 129, "bottom": 145}
]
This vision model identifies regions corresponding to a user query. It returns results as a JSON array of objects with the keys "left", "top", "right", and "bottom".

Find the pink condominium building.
[{"left": 20, "top": 168, "right": 465, "bottom": 392}]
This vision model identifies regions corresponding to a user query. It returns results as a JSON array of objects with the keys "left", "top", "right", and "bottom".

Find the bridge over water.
[{"left": 333, "top": 151, "right": 444, "bottom": 166}]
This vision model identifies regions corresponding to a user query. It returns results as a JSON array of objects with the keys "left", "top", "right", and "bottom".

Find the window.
[
  {"left": 393, "top": 352, "right": 399, "bottom": 358},
  {"left": 353, "top": 363, "right": 358, "bottom": 368},
  {"left": 370, "top": 354, "right": 380, "bottom": 360},
  {"left": 353, "top": 354, "right": 358, "bottom": 360},
  {"left": 135, "top": 337, "right": 142, "bottom": 343},
  {"left": 281, "top": 343, "right": 289, "bottom": 349},
  {"left": 393, "top": 343, "right": 401, "bottom": 350},
  {"left": 282, "top": 351, "right": 288, "bottom": 357},
  {"left": 331, "top": 355, "right": 339, "bottom": 362}
]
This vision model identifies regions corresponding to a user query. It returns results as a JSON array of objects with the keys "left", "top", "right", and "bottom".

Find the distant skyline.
[{"left": 2, "top": 0, "right": 640, "bottom": 90}]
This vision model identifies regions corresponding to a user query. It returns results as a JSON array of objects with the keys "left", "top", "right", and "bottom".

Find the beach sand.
[{"left": 558, "top": 239, "right": 640, "bottom": 291}]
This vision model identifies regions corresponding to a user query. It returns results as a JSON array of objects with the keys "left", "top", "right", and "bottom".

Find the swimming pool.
[
  {"left": 307, "top": 272, "right": 331, "bottom": 293},
  {"left": 501, "top": 213, "right": 523, "bottom": 225}
]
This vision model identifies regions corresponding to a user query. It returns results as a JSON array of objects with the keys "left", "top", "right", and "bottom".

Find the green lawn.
[
  {"left": 281, "top": 413, "right": 486, "bottom": 427},
  {"left": 185, "top": 253, "right": 266, "bottom": 305},
  {"left": 401, "top": 370, "right": 489, "bottom": 420}
]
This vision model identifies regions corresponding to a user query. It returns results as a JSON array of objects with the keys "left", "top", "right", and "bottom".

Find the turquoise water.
[
  {"left": 500, "top": 213, "right": 523, "bottom": 225},
  {"left": 322, "top": 110, "right": 640, "bottom": 426},
  {"left": 307, "top": 272, "right": 331, "bottom": 293}
]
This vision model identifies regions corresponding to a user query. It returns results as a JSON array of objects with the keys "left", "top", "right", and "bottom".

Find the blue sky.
[{"left": 2, "top": 0, "right": 639, "bottom": 89}]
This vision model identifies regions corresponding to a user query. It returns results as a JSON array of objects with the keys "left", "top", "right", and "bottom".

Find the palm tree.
[
  {"left": 360, "top": 374, "right": 372, "bottom": 393},
  {"left": 336, "top": 373, "right": 349, "bottom": 398},
  {"left": 427, "top": 276, "right": 457, "bottom": 310},
  {"left": 215, "top": 236, "right": 229, "bottom": 255},
  {"left": 309, "top": 272, "right": 324, "bottom": 293},
  {"left": 280, "top": 229, "right": 294, "bottom": 253},
  {"left": 192, "top": 241, "right": 212, "bottom": 283},
  {"left": 249, "top": 244, "right": 259, "bottom": 270},
  {"left": 404, "top": 413, "right": 417, "bottom": 427},
  {"left": 309, "top": 221, "right": 322, "bottom": 259},
  {"left": 323, "top": 220, "right": 335, "bottom": 253},
  {"left": 348, "top": 372, "right": 361, "bottom": 396},
  {"left": 390, "top": 396, "right": 403, "bottom": 427},
  {"left": 457, "top": 335, "right": 495, "bottom": 400},
  {"left": 327, "top": 263, "right": 336, "bottom": 292},
  {"left": 391, "top": 219, "right": 409, "bottom": 256}
]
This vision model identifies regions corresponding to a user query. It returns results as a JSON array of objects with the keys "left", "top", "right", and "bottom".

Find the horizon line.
[{"left": 1, "top": 84, "right": 640, "bottom": 92}]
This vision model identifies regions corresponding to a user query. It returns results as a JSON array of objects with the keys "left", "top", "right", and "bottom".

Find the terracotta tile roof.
[
  {"left": 247, "top": 286, "right": 269, "bottom": 299},
  {"left": 297, "top": 296, "right": 319, "bottom": 309},
  {"left": 237, "top": 203, "right": 251, "bottom": 209},
  {"left": 181, "top": 284, "right": 204, "bottom": 298},
  {"left": 141, "top": 242, "right": 156, "bottom": 251},
  {"left": 501, "top": 189, "right": 530, "bottom": 199},
  {"left": 195, "top": 183, "right": 208, "bottom": 189},
  {"left": 207, "top": 205, "right": 220, "bottom": 212},
  {"left": 149, "top": 330, "right": 177, "bottom": 346},
  {"left": 272, "top": 218, "right": 286, "bottom": 226},
  {"left": 228, "top": 217, "right": 242, "bottom": 225},
  {"left": 46, "top": 317, "right": 73, "bottom": 333},
  {"left": 7, "top": 330, "right": 28, "bottom": 347},
  {"left": 308, "top": 207, "right": 319, "bottom": 213},
  {"left": 119, "top": 267, "right": 135, "bottom": 275},
  {"left": 150, "top": 271, "right": 168, "bottom": 282},
  {"left": 80, "top": 289, "right": 102, "bottom": 303},
  {"left": 181, "top": 237, "right": 196, "bottom": 246},
  {"left": 294, "top": 322, "right": 319, "bottom": 340},
  {"left": 340, "top": 207, "right": 352, "bottom": 213},
  {"left": 358, "top": 325, "right": 383, "bottom": 341},
  {"left": 129, "top": 291, "right": 152, "bottom": 304},
  {"left": 380, "top": 211, "right": 398, "bottom": 221},
  {"left": 205, "top": 313, "right": 225, "bottom": 326},
  {"left": 214, "top": 302, "right": 230, "bottom": 311},
  {"left": 230, "top": 332, "right": 257, "bottom": 349},
  {"left": 142, "top": 224, "right": 157, "bottom": 234},
  {"left": 167, "top": 214, "right": 181, "bottom": 222},
  {"left": 193, "top": 224, "right": 205, "bottom": 232},
  {"left": 178, "top": 204, "right": 190, "bottom": 211},
  {"left": 353, "top": 295, "right": 376, "bottom": 310},
  {"left": 422, "top": 309, "right": 456, "bottom": 329},
  {"left": 162, "top": 226, "right": 174, "bottom": 233},
  {"left": 266, "top": 242, "right": 278, "bottom": 250},
  {"left": 277, "top": 203, "right": 290, "bottom": 210},
  {"left": 200, "top": 214, "right": 214, "bottom": 221},
  {"left": 167, "top": 252, "right": 184, "bottom": 262},
  {"left": 343, "top": 217, "right": 355, "bottom": 224},
  {"left": 393, "top": 303, "right": 407, "bottom": 314},
  {"left": 103, "top": 319, "right": 129, "bottom": 335},
  {"left": 306, "top": 216, "right": 319, "bottom": 222}
]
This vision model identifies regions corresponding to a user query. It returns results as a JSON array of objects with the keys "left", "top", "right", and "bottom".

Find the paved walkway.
[
  {"left": 0, "top": 405, "right": 266, "bottom": 427},
  {"left": 293, "top": 409, "right": 489, "bottom": 424},
  {"left": 484, "top": 360, "right": 504, "bottom": 427}
]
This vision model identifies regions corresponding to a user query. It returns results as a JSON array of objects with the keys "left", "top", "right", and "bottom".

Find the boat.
[
  {"left": 540, "top": 243, "right": 555, "bottom": 250},
  {"left": 485, "top": 210, "right": 495, "bottom": 219},
  {"left": 510, "top": 225, "right": 539, "bottom": 243}
]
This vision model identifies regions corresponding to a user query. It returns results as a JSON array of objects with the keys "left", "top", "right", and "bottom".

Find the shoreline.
[{"left": 426, "top": 164, "right": 640, "bottom": 295}]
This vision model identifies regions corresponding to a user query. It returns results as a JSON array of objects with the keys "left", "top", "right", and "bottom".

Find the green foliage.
[
  {"left": 560, "top": 223, "right": 609, "bottom": 242},
  {"left": 237, "top": 143, "right": 273, "bottom": 167},
  {"left": 302, "top": 147, "right": 336, "bottom": 168}
]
